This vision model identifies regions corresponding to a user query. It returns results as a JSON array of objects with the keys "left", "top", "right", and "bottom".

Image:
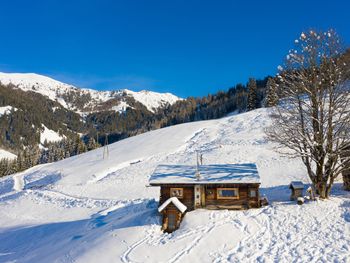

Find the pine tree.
[
  {"left": 247, "top": 78, "right": 258, "bottom": 111},
  {"left": 265, "top": 77, "right": 279, "bottom": 107},
  {"left": 87, "top": 137, "right": 99, "bottom": 151}
]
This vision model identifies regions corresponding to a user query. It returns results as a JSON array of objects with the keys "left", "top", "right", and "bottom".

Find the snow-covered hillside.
[
  {"left": 0, "top": 149, "right": 16, "bottom": 160},
  {"left": 0, "top": 106, "right": 17, "bottom": 117},
  {"left": 0, "top": 108, "right": 349, "bottom": 262},
  {"left": 124, "top": 89, "right": 180, "bottom": 112},
  {"left": 0, "top": 72, "right": 180, "bottom": 113},
  {"left": 40, "top": 125, "right": 65, "bottom": 144}
]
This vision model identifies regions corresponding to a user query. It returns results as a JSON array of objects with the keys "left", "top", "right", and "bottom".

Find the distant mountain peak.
[{"left": 0, "top": 72, "right": 181, "bottom": 113}]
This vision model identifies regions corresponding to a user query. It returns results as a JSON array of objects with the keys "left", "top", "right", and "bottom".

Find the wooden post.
[{"left": 194, "top": 185, "right": 202, "bottom": 209}]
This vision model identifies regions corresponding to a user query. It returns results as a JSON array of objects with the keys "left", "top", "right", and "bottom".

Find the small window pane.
[
  {"left": 250, "top": 189, "right": 256, "bottom": 197},
  {"left": 219, "top": 190, "right": 236, "bottom": 197},
  {"left": 170, "top": 188, "right": 183, "bottom": 198},
  {"left": 217, "top": 188, "right": 239, "bottom": 199}
]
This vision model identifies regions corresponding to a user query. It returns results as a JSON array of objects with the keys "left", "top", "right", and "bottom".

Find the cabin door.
[
  {"left": 194, "top": 185, "right": 204, "bottom": 208},
  {"left": 167, "top": 213, "right": 176, "bottom": 231}
]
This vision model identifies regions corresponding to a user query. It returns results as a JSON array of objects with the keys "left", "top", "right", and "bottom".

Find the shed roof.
[
  {"left": 149, "top": 163, "right": 260, "bottom": 185},
  {"left": 289, "top": 181, "right": 304, "bottom": 189},
  {"left": 158, "top": 197, "right": 187, "bottom": 213}
]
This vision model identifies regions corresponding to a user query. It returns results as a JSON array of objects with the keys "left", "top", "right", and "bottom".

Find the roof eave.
[{"left": 149, "top": 181, "right": 261, "bottom": 186}]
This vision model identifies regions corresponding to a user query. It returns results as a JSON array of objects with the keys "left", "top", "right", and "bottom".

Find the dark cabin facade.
[{"left": 149, "top": 163, "right": 261, "bottom": 232}]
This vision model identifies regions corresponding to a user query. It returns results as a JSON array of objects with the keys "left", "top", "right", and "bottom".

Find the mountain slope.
[
  {"left": 0, "top": 72, "right": 181, "bottom": 154},
  {"left": 0, "top": 108, "right": 348, "bottom": 262},
  {"left": 0, "top": 72, "right": 180, "bottom": 113}
]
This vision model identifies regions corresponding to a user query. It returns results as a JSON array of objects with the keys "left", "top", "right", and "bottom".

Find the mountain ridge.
[{"left": 0, "top": 72, "right": 180, "bottom": 113}]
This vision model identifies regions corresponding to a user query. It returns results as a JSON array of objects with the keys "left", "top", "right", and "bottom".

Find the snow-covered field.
[{"left": 0, "top": 108, "right": 349, "bottom": 263}]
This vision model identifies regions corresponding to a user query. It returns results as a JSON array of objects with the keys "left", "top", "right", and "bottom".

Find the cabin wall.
[
  {"left": 159, "top": 183, "right": 260, "bottom": 210},
  {"left": 159, "top": 185, "right": 195, "bottom": 211},
  {"left": 204, "top": 184, "right": 260, "bottom": 209}
]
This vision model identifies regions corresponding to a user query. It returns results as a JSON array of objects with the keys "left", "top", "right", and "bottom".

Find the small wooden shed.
[
  {"left": 158, "top": 197, "right": 187, "bottom": 232},
  {"left": 289, "top": 181, "right": 304, "bottom": 201}
]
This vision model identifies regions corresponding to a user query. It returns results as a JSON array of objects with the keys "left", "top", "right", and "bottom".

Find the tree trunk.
[
  {"left": 343, "top": 170, "right": 350, "bottom": 191},
  {"left": 316, "top": 182, "right": 328, "bottom": 199},
  {"left": 325, "top": 184, "right": 332, "bottom": 199}
]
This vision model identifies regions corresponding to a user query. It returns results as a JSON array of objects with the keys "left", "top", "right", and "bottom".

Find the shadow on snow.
[{"left": 0, "top": 199, "right": 160, "bottom": 263}]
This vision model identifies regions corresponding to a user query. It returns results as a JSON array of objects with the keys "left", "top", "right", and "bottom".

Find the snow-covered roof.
[
  {"left": 158, "top": 197, "right": 187, "bottom": 213},
  {"left": 290, "top": 181, "right": 304, "bottom": 189},
  {"left": 149, "top": 163, "right": 260, "bottom": 185}
]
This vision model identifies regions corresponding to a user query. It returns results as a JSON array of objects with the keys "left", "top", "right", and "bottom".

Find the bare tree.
[{"left": 267, "top": 29, "right": 350, "bottom": 198}]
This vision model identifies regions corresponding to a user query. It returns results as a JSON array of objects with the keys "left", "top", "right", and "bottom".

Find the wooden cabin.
[
  {"left": 149, "top": 163, "right": 261, "bottom": 232},
  {"left": 289, "top": 181, "right": 304, "bottom": 201}
]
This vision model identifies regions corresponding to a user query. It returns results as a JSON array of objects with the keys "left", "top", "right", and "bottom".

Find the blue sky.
[{"left": 0, "top": 0, "right": 349, "bottom": 97}]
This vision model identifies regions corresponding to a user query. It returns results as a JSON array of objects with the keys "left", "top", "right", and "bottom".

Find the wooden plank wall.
[
  {"left": 159, "top": 185, "right": 195, "bottom": 211},
  {"left": 159, "top": 183, "right": 260, "bottom": 210},
  {"left": 205, "top": 184, "right": 260, "bottom": 208}
]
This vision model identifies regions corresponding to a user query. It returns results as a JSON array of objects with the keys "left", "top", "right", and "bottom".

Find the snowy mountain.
[
  {"left": 0, "top": 108, "right": 348, "bottom": 262},
  {"left": 0, "top": 72, "right": 180, "bottom": 113}
]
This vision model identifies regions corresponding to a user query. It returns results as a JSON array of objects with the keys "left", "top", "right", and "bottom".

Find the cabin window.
[
  {"left": 249, "top": 189, "right": 257, "bottom": 198},
  {"left": 170, "top": 188, "right": 183, "bottom": 198},
  {"left": 217, "top": 188, "right": 239, "bottom": 199}
]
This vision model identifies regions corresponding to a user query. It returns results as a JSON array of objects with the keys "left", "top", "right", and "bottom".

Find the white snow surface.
[
  {"left": 0, "top": 149, "right": 16, "bottom": 160},
  {"left": 0, "top": 72, "right": 181, "bottom": 113},
  {"left": 111, "top": 101, "right": 131, "bottom": 113},
  {"left": 0, "top": 108, "right": 349, "bottom": 262},
  {"left": 150, "top": 163, "right": 260, "bottom": 184},
  {"left": 125, "top": 89, "right": 180, "bottom": 112},
  {"left": 0, "top": 106, "right": 16, "bottom": 117},
  {"left": 40, "top": 125, "right": 64, "bottom": 144},
  {"left": 158, "top": 197, "right": 187, "bottom": 213}
]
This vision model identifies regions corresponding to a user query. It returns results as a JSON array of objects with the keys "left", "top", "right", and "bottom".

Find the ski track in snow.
[{"left": 0, "top": 109, "right": 349, "bottom": 262}]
